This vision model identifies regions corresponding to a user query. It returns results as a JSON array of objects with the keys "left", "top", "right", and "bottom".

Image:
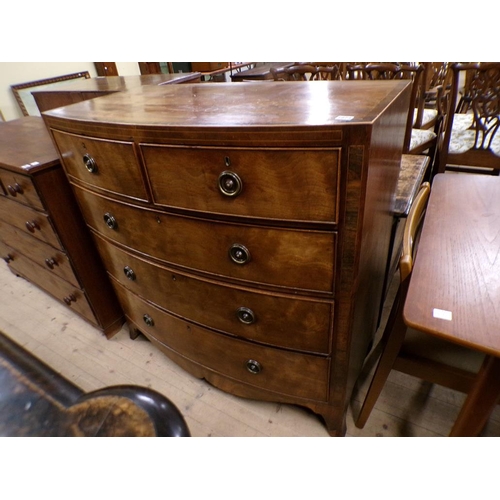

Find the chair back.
[
  {"left": 270, "top": 64, "right": 319, "bottom": 81},
  {"left": 438, "top": 62, "right": 500, "bottom": 174},
  {"left": 400, "top": 182, "right": 431, "bottom": 282}
]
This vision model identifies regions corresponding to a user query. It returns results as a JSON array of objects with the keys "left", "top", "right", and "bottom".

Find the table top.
[
  {"left": 403, "top": 173, "right": 500, "bottom": 357},
  {"left": 31, "top": 73, "right": 201, "bottom": 95},
  {"left": 44, "top": 80, "right": 410, "bottom": 129},
  {"left": 0, "top": 116, "right": 58, "bottom": 173}
]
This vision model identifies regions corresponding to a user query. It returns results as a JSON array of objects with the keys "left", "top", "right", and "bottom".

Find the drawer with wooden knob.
[
  {"left": 96, "top": 234, "right": 333, "bottom": 353},
  {"left": 0, "top": 219, "right": 79, "bottom": 287},
  {"left": 141, "top": 145, "right": 341, "bottom": 224},
  {"left": 0, "top": 169, "right": 44, "bottom": 211},
  {"left": 6, "top": 249, "right": 95, "bottom": 323},
  {"left": 0, "top": 195, "right": 62, "bottom": 250},
  {"left": 74, "top": 185, "right": 336, "bottom": 293},
  {"left": 50, "top": 130, "right": 148, "bottom": 201},
  {"left": 113, "top": 280, "right": 330, "bottom": 401}
]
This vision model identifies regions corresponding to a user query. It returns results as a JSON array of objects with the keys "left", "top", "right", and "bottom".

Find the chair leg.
[
  {"left": 449, "top": 355, "right": 500, "bottom": 437},
  {"left": 355, "top": 284, "right": 408, "bottom": 428}
]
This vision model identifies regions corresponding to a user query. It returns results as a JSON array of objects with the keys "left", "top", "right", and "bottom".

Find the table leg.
[{"left": 449, "top": 355, "right": 500, "bottom": 437}]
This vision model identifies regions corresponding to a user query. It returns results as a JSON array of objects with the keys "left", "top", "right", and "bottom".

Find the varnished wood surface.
[
  {"left": 0, "top": 116, "right": 123, "bottom": 336},
  {"left": 1, "top": 256, "right": 498, "bottom": 437},
  {"left": 32, "top": 74, "right": 202, "bottom": 113},
  {"left": 44, "top": 81, "right": 411, "bottom": 436},
  {"left": 43, "top": 80, "right": 410, "bottom": 132},
  {"left": 0, "top": 117, "right": 59, "bottom": 173},
  {"left": 404, "top": 174, "right": 500, "bottom": 355}
]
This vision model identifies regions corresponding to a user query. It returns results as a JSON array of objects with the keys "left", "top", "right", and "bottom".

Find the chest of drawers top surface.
[
  {"left": 43, "top": 80, "right": 410, "bottom": 136},
  {"left": 0, "top": 117, "right": 59, "bottom": 173}
]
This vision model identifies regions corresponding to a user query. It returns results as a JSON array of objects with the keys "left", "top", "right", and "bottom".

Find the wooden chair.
[
  {"left": 270, "top": 64, "right": 319, "bottom": 81},
  {"left": 355, "top": 181, "right": 485, "bottom": 430},
  {"left": 437, "top": 62, "right": 500, "bottom": 175},
  {"left": 346, "top": 64, "right": 441, "bottom": 172}
]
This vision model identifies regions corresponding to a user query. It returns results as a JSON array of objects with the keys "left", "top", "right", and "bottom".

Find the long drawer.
[
  {"left": 74, "top": 185, "right": 336, "bottom": 293},
  {"left": 0, "top": 195, "right": 62, "bottom": 250},
  {"left": 0, "top": 169, "right": 44, "bottom": 211},
  {"left": 114, "top": 281, "right": 330, "bottom": 401},
  {"left": 96, "top": 234, "right": 332, "bottom": 354},
  {"left": 0, "top": 218, "right": 79, "bottom": 287},
  {"left": 6, "top": 248, "right": 95, "bottom": 323},
  {"left": 141, "top": 145, "right": 340, "bottom": 223},
  {"left": 50, "top": 130, "right": 148, "bottom": 201}
]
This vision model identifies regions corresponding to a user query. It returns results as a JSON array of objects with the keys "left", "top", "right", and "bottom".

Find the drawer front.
[
  {"left": 96, "top": 235, "right": 332, "bottom": 353},
  {"left": 0, "top": 219, "right": 79, "bottom": 287},
  {"left": 115, "top": 282, "right": 330, "bottom": 401},
  {"left": 0, "top": 169, "right": 45, "bottom": 211},
  {"left": 50, "top": 130, "right": 148, "bottom": 201},
  {"left": 7, "top": 251, "right": 96, "bottom": 324},
  {"left": 141, "top": 145, "right": 340, "bottom": 223},
  {"left": 0, "top": 195, "right": 62, "bottom": 250},
  {"left": 75, "top": 186, "right": 336, "bottom": 293}
]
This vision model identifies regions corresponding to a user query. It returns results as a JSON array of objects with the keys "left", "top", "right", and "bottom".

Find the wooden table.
[
  {"left": 32, "top": 73, "right": 201, "bottom": 113},
  {"left": 403, "top": 173, "right": 500, "bottom": 436},
  {"left": 230, "top": 63, "right": 293, "bottom": 82}
]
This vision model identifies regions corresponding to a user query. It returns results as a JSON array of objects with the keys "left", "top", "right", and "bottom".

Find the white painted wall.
[{"left": 0, "top": 62, "right": 140, "bottom": 121}]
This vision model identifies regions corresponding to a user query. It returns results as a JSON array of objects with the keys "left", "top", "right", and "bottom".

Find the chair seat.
[
  {"left": 452, "top": 113, "right": 474, "bottom": 131},
  {"left": 400, "top": 328, "right": 485, "bottom": 372},
  {"left": 413, "top": 108, "right": 437, "bottom": 128},
  {"left": 410, "top": 128, "right": 436, "bottom": 151},
  {"left": 449, "top": 128, "right": 500, "bottom": 156}
]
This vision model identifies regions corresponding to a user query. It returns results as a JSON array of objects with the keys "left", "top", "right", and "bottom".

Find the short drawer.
[
  {"left": 0, "top": 168, "right": 44, "bottom": 211},
  {"left": 0, "top": 195, "right": 62, "bottom": 250},
  {"left": 75, "top": 186, "right": 336, "bottom": 294},
  {"left": 96, "top": 235, "right": 332, "bottom": 353},
  {"left": 141, "top": 145, "right": 340, "bottom": 223},
  {"left": 7, "top": 250, "right": 96, "bottom": 324},
  {"left": 50, "top": 130, "right": 148, "bottom": 201},
  {"left": 0, "top": 219, "right": 79, "bottom": 287},
  {"left": 115, "top": 282, "right": 330, "bottom": 401}
]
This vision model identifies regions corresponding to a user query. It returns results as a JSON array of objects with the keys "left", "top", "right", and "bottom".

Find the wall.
[{"left": 0, "top": 62, "right": 140, "bottom": 121}]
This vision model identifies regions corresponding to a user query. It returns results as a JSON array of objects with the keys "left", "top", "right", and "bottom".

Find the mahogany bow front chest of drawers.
[
  {"left": 43, "top": 81, "right": 411, "bottom": 435},
  {"left": 0, "top": 116, "right": 123, "bottom": 337}
]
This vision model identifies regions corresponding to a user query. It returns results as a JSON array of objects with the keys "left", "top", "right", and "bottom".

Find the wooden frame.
[{"left": 11, "top": 71, "right": 90, "bottom": 116}]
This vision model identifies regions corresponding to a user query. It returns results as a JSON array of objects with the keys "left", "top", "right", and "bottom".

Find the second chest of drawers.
[{"left": 0, "top": 117, "right": 123, "bottom": 337}]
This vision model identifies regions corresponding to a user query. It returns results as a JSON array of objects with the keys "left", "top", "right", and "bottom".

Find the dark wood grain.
[{"left": 44, "top": 80, "right": 411, "bottom": 436}]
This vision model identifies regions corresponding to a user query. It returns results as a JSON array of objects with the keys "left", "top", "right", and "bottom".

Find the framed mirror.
[{"left": 11, "top": 71, "right": 91, "bottom": 116}]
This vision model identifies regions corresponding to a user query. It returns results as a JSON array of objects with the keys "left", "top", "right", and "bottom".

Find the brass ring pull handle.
[
  {"left": 25, "top": 220, "right": 40, "bottom": 233},
  {"left": 236, "top": 307, "right": 256, "bottom": 325},
  {"left": 246, "top": 359, "right": 262, "bottom": 375},
  {"left": 3, "top": 254, "right": 14, "bottom": 264},
  {"left": 218, "top": 171, "right": 243, "bottom": 197},
  {"left": 63, "top": 294, "right": 76, "bottom": 305},
  {"left": 124, "top": 265, "right": 136, "bottom": 281},
  {"left": 229, "top": 243, "right": 251, "bottom": 265},
  {"left": 103, "top": 213, "right": 117, "bottom": 230},
  {"left": 45, "top": 258, "right": 58, "bottom": 269},
  {"left": 83, "top": 154, "right": 98, "bottom": 173},
  {"left": 143, "top": 314, "right": 154, "bottom": 327},
  {"left": 7, "top": 183, "right": 23, "bottom": 196}
]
